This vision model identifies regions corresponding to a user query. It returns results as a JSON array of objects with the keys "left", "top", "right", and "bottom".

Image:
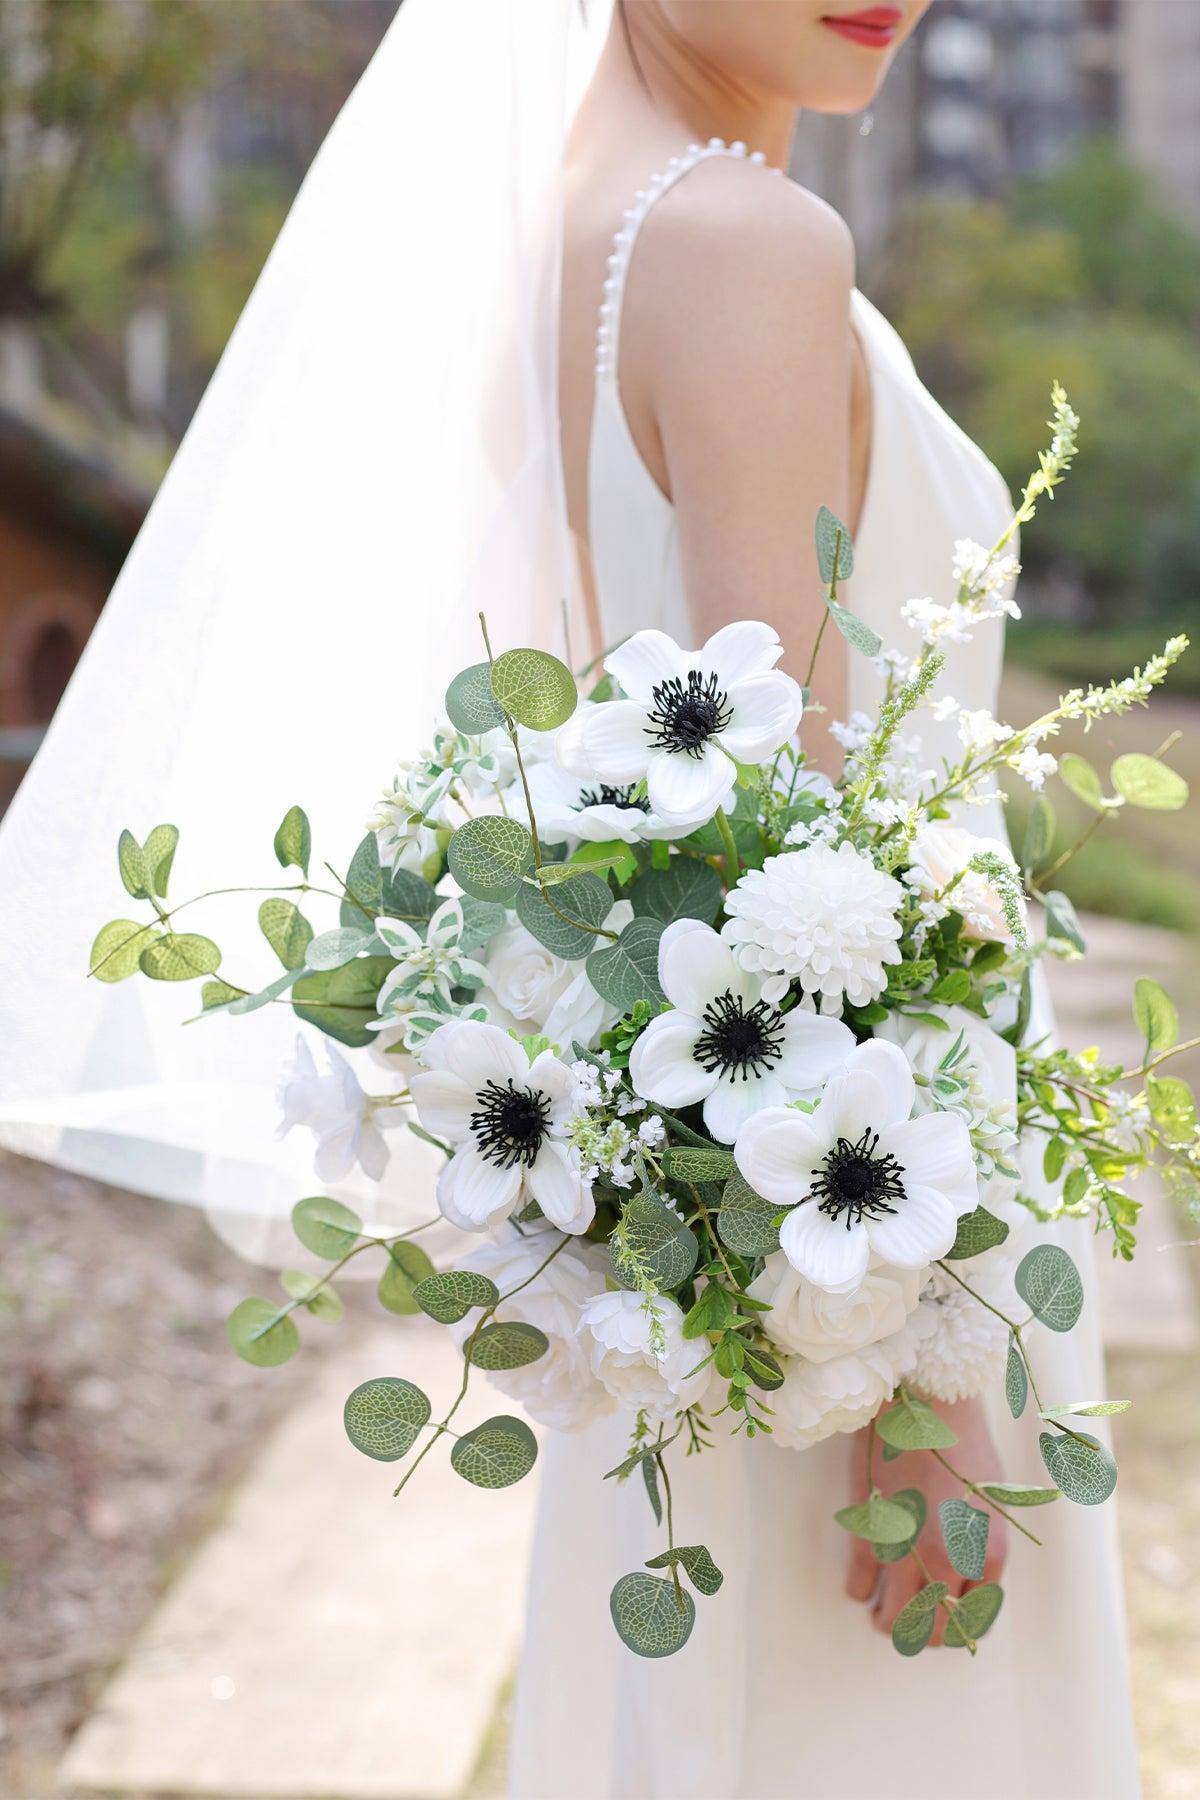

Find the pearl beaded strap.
[{"left": 594, "top": 136, "right": 780, "bottom": 382}]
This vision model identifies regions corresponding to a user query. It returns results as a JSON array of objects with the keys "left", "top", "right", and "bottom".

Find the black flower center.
[
  {"left": 645, "top": 669, "right": 732, "bottom": 758},
  {"left": 575, "top": 783, "right": 651, "bottom": 813},
  {"left": 693, "top": 989, "right": 786, "bottom": 1082},
  {"left": 469, "top": 1079, "right": 550, "bottom": 1168},
  {"left": 811, "top": 1128, "right": 906, "bottom": 1229}
]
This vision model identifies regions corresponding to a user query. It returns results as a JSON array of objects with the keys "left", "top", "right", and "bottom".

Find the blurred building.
[{"left": 794, "top": 0, "right": 1200, "bottom": 274}]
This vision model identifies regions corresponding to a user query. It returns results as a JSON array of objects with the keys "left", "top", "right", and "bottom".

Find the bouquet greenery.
[{"left": 91, "top": 389, "right": 1196, "bottom": 1660}]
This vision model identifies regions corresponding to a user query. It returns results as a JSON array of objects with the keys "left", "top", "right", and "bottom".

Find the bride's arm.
[{"left": 619, "top": 162, "right": 853, "bottom": 772}]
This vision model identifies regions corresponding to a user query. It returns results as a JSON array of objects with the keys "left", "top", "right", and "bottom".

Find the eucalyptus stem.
[
  {"left": 656, "top": 1447, "right": 685, "bottom": 1610},
  {"left": 927, "top": 1447, "right": 1041, "bottom": 1546},
  {"left": 934, "top": 1260, "right": 1092, "bottom": 1446}
]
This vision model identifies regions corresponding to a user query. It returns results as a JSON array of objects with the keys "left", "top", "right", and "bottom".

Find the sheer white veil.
[{"left": 0, "top": 0, "right": 613, "bottom": 1256}]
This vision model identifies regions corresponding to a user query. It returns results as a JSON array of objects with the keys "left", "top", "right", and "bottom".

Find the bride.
[{"left": 0, "top": 2, "right": 1138, "bottom": 1795}]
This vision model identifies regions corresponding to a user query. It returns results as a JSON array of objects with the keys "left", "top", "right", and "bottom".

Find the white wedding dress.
[{"left": 511, "top": 143, "right": 1140, "bottom": 1800}]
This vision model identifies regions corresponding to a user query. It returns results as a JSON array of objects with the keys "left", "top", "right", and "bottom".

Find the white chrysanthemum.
[
  {"left": 450, "top": 1228, "right": 614, "bottom": 1432},
  {"left": 906, "top": 1257, "right": 1016, "bottom": 1403},
  {"left": 768, "top": 1341, "right": 896, "bottom": 1451},
  {"left": 722, "top": 840, "right": 904, "bottom": 1010},
  {"left": 578, "top": 1289, "right": 713, "bottom": 1422}
]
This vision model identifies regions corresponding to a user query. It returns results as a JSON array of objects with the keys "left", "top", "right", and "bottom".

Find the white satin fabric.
[{"left": 511, "top": 147, "right": 1140, "bottom": 1800}]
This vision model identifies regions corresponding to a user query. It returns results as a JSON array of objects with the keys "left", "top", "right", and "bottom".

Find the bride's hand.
[{"left": 844, "top": 1396, "right": 1008, "bottom": 1645}]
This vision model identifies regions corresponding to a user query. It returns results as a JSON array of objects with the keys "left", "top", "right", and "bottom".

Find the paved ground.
[{"left": 17, "top": 912, "right": 1200, "bottom": 1800}]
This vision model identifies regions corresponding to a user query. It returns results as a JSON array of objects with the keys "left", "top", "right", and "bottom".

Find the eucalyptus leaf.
[
  {"left": 875, "top": 1394, "right": 957, "bottom": 1452},
  {"left": 490, "top": 648, "right": 577, "bottom": 730},
  {"left": 610, "top": 1192, "right": 698, "bottom": 1295},
  {"left": 944, "top": 1205, "right": 1009, "bottom": 1261},
  {"left": 1015, "top": 1243, "right": 1084, "bottom": 1332},
  {"left": 118, "top": 828, "right": 150, "bottom": 899},
  {"left": 377, "top": 1240, "right": 437, "bottom": 1315},
  {"left": 661, "top": 1146, "right": 736, "bottom": 1183},
  {"left": 448, "top": 816, "right": 535, "bottom": 903},
  {"left": 292, "top": 1195, "right": 363, "bottom": 1259},
  {"left": 628, "top": 858, "right": 721, "bottom": 926},
  {"left": 467, "top": 1321, "right": 549, "bottom": 1370},
  {"left": 586, "top": 917, "right": 665, "bottom": 1011},
  {"left": 459, "top": 897, "right": 509, "bottom": 955},
  {"left": 717, "top": 1170, "right": 783, "bottom": 1258},
  {"left": 943, "top": 1581, "right": 1003, "bottom": 1649},
  {"left": 1058, "top": 752, "right": 1105, "bottom": 811},
  {"left": 139, "top": 933, "right": 222, "bottom": 981},
  {"left": 1133, "top": 976, "right": 1178, "bottom": 1057},
  {"left": 815, "top": 504, "right": 854, "bottom": 584},
  {"left": 515, "top": 871, "right": 614, "bottom": 960},
  {"left": 1044, "top": 889, "right": 1085, "bottom": 953},
  {"left": 938, "top": 1498, "right": 989, "bottom": 1580},
  {"left": 279, "top": 1270, "right": 343, "bottom": 1320},
  {"left": 1147, "top": 1074, "right": 1196, "bottom": 1144},
  {"left": 89, "top": 919, "right": 160, "bottom": 983},
  {"left": 1021, "top": 795, "right": 1055, "bottom": 873},
  {"left": 446, "top": 661, "right": 506, "bottom": 734},
  {"left": 828, "top": 600, "right": 881, "bottom": 657},
  {"left": 381, "top": 867, "right": 440, "bottom": 924},
  {"left": 872, "top": 1487, "right": 926, "bottom": 1564},
  {"left": 343, "top": 832, "right": 384, "bottom": 917},
  {"left": 226, "top": 1297, "right": 300, "bottom": 1368},
  {"left": 413, "top": 1269, "right": 499, "bottom": 1325},
  {"left": 451, "top": 1414, "right": 538, "bottom": 1488},
  {"left": 1040, "top": 1399, "right": 1130, "bottom": 1419},
  {"left": 644, "top": 1543, "right": 724, "bottom": 1597},
  {"left": 1005, "top": 1337, "right": 1028, "bottom": 1419},
  {"left": 609, "top": 1572, "right": 695, "bottom": 1658},
  {"left": 834, "top": 1494, "right": 921, "bottom": 1545},
  {"left": 273, "top": 805, "right": 311, "bottom": 877},
  {"left": 305, "top": 926, "right": 378, "bottom": 971},
  {"left": 892, "top": 1582, "right": 947, "bottom": 1657},
  {"left": 142, "top": 823, "right": 180, "bottom": 897},
  {"left": 259, "top": 897, "right": 314, "bottom": 970},
  {"left": 1039, "top": 1430, "right": 1118, "bottom": 1505},
  {"left": 343, "top": 1376, "right": 430, "bottom": 1461},
  {"left": 979, "top": 1481, "right": 1060, "bottom": 1507},
  {"left": 642, "top": 1454, "right": 662, "bottom": 1525},
  {"left": 1110, "top": 752, "right": 1188, "bottom": 811},
  {"left": 225, "top": 968, "right": 302, "bottom": 1015},
  {"left": 292, "top": 956, "right": 391, "bottom": 1048}
]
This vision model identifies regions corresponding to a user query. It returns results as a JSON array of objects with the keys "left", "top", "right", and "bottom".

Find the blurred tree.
[{"left": 879, "top": 141, "right": 1200, "bottom": 620}]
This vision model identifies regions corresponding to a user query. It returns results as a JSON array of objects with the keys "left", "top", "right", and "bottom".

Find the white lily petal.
[
  {"left": 695, "top": 620, "right": 783, "bottom": 685},
  {"left": 719, "top": 671, "right": 805, "bottom": 762},
  {"left": 581, "top": 700, "right": 653, "bottom": 783},
  {"left": 866, "top": 1182, "right": 958, "bottom": 1268},
  {"left": 703, "top": 1071, "right": 787, "bottom": 1144},
  {"left": 659, "top": 922, "right": 742, "bottom": 1016},
  {"left": 881, "top": 1112, "right": 979, "bottom": 1214},
  {"left": 527, "top": 1138, "right": 595, "bottom": 1234},
  {"left": 408, "top": 1069, "right": 474, "bottom": 1144},
  {"left": 436, "top": 1143, "right": 521, "bottom": 1231},
  {"left": 628, "top": 1014, "right": 714, "bottom": 1108},
  {"left": 734, "top": 1107, "right": 827, "bottom": 1206},
  {"left": 605, "top": 629, "right": 686, "bottom": 702},
  {"left": 646, "top": 739, "right": 735, "bottom": 826},
  {"left": 774, "top": 1010, "right": 856, "bottom": 1096},
  {"left": 779, "top": 1202, "right": 871, "bottom": 1294}
]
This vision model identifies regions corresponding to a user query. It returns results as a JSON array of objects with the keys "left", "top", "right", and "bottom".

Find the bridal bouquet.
[{"left": 91, "top": 388, "right": 1197, "bottom": 1659}]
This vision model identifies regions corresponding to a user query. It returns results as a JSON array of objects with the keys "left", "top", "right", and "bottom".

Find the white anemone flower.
[
  {"left": 577, "top": 622, "right": 803, "bottom": 826},
  {"left": 627, "top": 920, "right": 855, "bottom": 1144},
  {"left": 734, "top": 1039, "right": 979, "bottom": 1294},
  {"left": 410, "top": 1021, "right": 594, "bottom": 1235},
  {"left": 520, "top": 704, "right": 692, "bottom": 843},
  {"left": 275, "top": 1034, "right": 401, "bottom": 1182}
]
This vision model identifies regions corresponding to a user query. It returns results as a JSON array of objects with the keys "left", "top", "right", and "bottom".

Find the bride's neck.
[{"left": 581, "top": 2, "right": 797, "bottom": 171}]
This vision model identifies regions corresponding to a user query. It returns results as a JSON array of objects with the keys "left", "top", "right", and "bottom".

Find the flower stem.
[{"left": 715, "top": 807, "right": 740, "bottom": 885}]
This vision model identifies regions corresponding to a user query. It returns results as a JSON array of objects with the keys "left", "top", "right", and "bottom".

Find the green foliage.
[
  {"left": 89, "top": 918, "right": 159, "bottom": 982},
  {"left": 660, "top": 1147, "right": 736, "bottom": 1184},
  {"left": 446, "top": 662, "right": 506, "bottom": 734},
  {"left": 1039, "top": 1430, "right": 1119, "bottom": 1505},
  {"left": 489, "top": 649, "right": 577, "bottom": 730},
  {"left": 1006, "top": 1338, "right": 1029, "bottom": 1419},
  {"left": 467, "top": 1322, "right": 549, "bottom": 1370},
  {"left": 717, "top": 1170, "right": 783, "bottom": 1258},
  {"left": 628, "top": 858, "right": 721, "bottom": 926},
  {"left": 938, "top": 1498, "right": 989, "bottom": 1580},
  {"left": 892, "top": 1582, "right": 948, "bottom": 1657},
  {"left": 1041, "top": 1399, "right": 1130, "bottom": 1419},
  {"left": 609, "top": 1572, "right": 695, "bottom": 1657},
  {"left": 1043, "top": 889, "right": 1085, "bottom": 954},
  {"left": 827, "top": 602, "right": 881, "bottom": 658},
  {"left": 979, "top": 1481, "right": 1060, "bottom": 1507},
  {"left": 292, "top": 957, "right": 391, "bottom": 1049},
  {"left": 451, "top": 1415, "right": 538, "bottom": 1489},
  {"left": 642, "top": 1455, "right": 662, "bottom": 1524},
  {"left": 448, "top": 816, "right": 534, "bottom": 903},
  {"left": 258, "top": 898, "right": 313, "bottom": 970},
  {"left": 139, "top": 933, "right": 221, "bottom": 981},
  {"left": 1111, "top": 754, "right": 1188, "bottom": 811},
  {"left": 279, "top": 1270, "right": 343, "bottom": 1320},
  {"left": 343, "top": 1377, "right": 430, "bottom": 1462},
  {"left": 943, "top": 1582, "right": 1004, "bottom": 1650},
  {"left": 814, "top": 505, "right": 855, "bottom": 584},
  {"left": 305, "top": 926, "right": 377, "bottom": 971},
  {"left": 1021, "top": 795, "right": 1055, "bottom": 873},
  {"left": 1133, "top": 977, "right": 1178, "bottom": 1058},
  {"left": 514, "top": 871, "right": 613, "bottom": 960},
  {"left": 1015, "top": 1244, "right": 1084, "bottom": 1333},
  {"left": 586, "top": 918, "right": 666, "bottom": 1011},
  {"left": 1058, "top": 753, "right": 1105, "bottom": 812},
  {"left": 644, "top": 1544, "right": 724, "bottom": 1596},
  {"left": 226, "top": 1297, "right": 299, "bottom": 1368},
  {"left": 292, "top": 1195, "right": 362, "bottom": 1260},
  {"left": 273, "top": 806, "right": 311, "bottom": 877},
  {"left": 142, "top": 823, "right": 179, "bottom": 896},
  {"left": 118, "top": 828, "right": 150, "bottom": 899},
  {"left": 413, "top": 1270, "right": 499, "bottom": 1325},
  {"left": 834, "top": 1494, "right": 921, "bottom": 1545},
  {"left": 872, "top": 1488, "right": 926, "bottom": 1565},
  {"left": 377, "top": 1241, "right": 437, "bottom": 1316},
  {"left": 944, "top": 1205, "right": 1009, "bottom": 1261},
  {"left": 610, "top": 1192, "right": 698, "bottom": 1295},
  {"left": 875, "top": 1394, "right": 957, "bottom": 1453}
]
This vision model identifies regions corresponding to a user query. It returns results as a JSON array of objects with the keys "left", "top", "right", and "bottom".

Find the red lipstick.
[{"left": 821, "top": 7, "right": 903, "bottom": 49}]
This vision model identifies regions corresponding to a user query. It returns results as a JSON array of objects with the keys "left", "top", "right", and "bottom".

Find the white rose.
[
  {"left": 482, "top": 904, "right": 631, "bottom": 1049},
  {"left": 769, "top": 1341, "right": 897, "bottom": 1451},
  {"left": 578, "top": 1289, "right": 712, "bottom": 1422},
  {"left": 750, "top": 1252, "right": 922, "bottom": 1363},
  {"left": 908, "top": 823, "right": 1025, "bottom": 944},
  {"left": 450, "top": 1228, "right": 614, "bottom": 1431}
]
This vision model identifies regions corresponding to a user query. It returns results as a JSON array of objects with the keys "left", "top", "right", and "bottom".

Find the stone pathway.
[{"left": 60, "top": 914, "right": 1199, "bottom": 1798}]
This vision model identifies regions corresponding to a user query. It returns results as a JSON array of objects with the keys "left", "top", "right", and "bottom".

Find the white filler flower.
[
  {"left": 276, "top": 1034, "right": 401, "bottom": 1182},
  {"left": 410, "top": 1022, "right": 594, "bottom": 1234},
  {"left": 722, "top": 840, "right": 904, "bottom": 1009},
  {"left": 451, "top": 1229, "right": 614, "bottom": 1431},
  {"left": 578, "top": 1289, "right": 712, "bottom": 1421},
  {"left": 735, "top": 1039, "right": 979, "bottom": 1293},
  {"left": 577, "top": 621, "right": 803, "bottom": 826},
  {"left": 628, "top": 920, "right": 855, "bottom": 1143}
]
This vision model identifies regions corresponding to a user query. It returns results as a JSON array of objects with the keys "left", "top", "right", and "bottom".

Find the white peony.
[
  {"left": 906, "top": 1256, "right": 1017, "bottom": 1403},
  {"left": 628, "top": 919, "right": 855, "bottom": 1144},
  {"left": 908, "top": 823, "right": 1025, "bottom": 945},
  {"left": 578, "top": 1289, "right": 713, "bottom": 1422},
  {"left": 734, "top": 1040, "right": 980, "bottom": 1295},
  {"left": 769, "top": 1341, "right": 897, "bottom": 1451},
  {"left": 275, "top": 1034, "right": 401, "bottom": 1182},
  {"left": 450, "top": 1228, "right": 614, "bottom": 1431},
  {"left": 750, "top": 1251, "right": 922, "bottom": 1363},
  {"left": 578, "top": 621, "right": 803, "bottom": 826},
  {"left": 481, "top": 906, "right": 630, "bottom": 1051},
  {"left": 721, "top": 839, "right": 903, "bottom": 1011},
  {"left": 409, "top": 1022, "right": 594, "bottom": 1234}
]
